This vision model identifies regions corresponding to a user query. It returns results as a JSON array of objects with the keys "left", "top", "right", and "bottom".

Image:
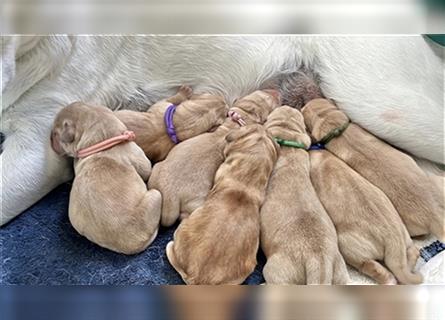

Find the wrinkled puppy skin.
[
  {"left": 261, "top": 106, "right": 349, "bottom": 284},
  {"left": 310, "top": 149, "right": 423, "bottom": 285},
  {"left": 303, "top": 98, "right": 445, "bottom": 241},
  {"left": 149, "top": 89, "right": 280, "bottom": 228},
  {"left": 51, "top": 102, "right": 161, "bottom": 254},
  {"left": 115, "top": 85, "right": 229, "bottom": 162},
  {"left": 166, "top": 124, "right": 278, "bottom": 284}
]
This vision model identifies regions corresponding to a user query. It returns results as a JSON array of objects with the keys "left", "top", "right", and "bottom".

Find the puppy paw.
[{"left": 178, "top": 85, "right": 193, "bottom": 99}]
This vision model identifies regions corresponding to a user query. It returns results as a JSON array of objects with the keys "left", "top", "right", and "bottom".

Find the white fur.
[{"left": 1, "top": 35, "right": 443, "bottom": 225}]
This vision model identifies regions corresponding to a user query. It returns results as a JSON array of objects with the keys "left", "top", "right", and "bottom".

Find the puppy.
[
  {"left": 115, "top": 86, "right": 228, "bottom": 162},
  {"left": 51, "top": 102, "right": 162, "bottom": 254},
  {"left": 310, "top": 150, "right": 423, "bottom": 284},
  {"left": 149, "top": 89, "right": 280, "bottom": 227},
  {"left": 261, "top": 106, "right": 349, "bottom": 284},
  {"left": 302, "top": 98, "right": 444, "bottom": 240},
  {"left": 166, "top": 124, "right": 279, "bottom": 284}
]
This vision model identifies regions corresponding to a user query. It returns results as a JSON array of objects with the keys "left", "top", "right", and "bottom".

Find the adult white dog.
[{"left": 1, "top": 35, "right": 443, "bottom": 226}]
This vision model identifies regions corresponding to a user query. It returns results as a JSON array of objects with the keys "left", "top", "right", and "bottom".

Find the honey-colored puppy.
[
  {"left": 51, "top": 102, "right": 161, "bottom": 254},
  {"left": 302, "top": 98, "right": 444, "bottom": 240},
  {"left": 166, "top": 124, "right": 279, "bottom": 284},
  {"left": 149, "top": 90, "right": 280, "bottom": 227},
  {"left": 310, "top": 150, "right": 423, "bottom": 284},
  {"left": 115, "top": 86, "right": 228, "bottom": 162},
  {"left": 261, "top": 106, "right": 349, "bottom": 284}
]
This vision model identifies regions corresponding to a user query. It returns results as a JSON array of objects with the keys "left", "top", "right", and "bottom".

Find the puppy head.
[
  {"left": 230, "top": 89, "right": 281, "bottom": 124},
  {"left": 301, "top": 99, "right": 349, "bottom": 142},
  {"left": 224, "top": 124, "right": 278, "bottom": 161},
  {"left": 176, "top": 95, "right": 229, "bottom": 136},
  {"left": 51, "top": 102, "right": 123, "bottom": 157},
  {"left": 265, "top": 106, "right": 311, "bottom": 149}
]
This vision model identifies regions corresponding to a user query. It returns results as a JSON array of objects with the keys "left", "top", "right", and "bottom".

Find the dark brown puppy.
[{"left": 166, "top": 124, "right": 279, "bottom": 284}]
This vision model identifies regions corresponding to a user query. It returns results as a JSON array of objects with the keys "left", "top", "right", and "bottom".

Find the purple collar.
[{"left": 164, "top": 104, "right": 179, "bottom": 144}]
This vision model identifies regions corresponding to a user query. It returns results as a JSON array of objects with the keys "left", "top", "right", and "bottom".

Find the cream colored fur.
[
  {"left": 166, "top": 124, "right": 278, "bottom": 284},
  {"left": 149, "top": 90, "right": 280, "bottom": 227},
  {"left": 115, "top": 86, "right": 228, "bottom": 162},
  {"left": 310, "top": 150, "right": 423, "bottom": 284},
  {"left": 261, "top": 106, "right": 349, "bottom": 284},
  {"left": 303, "top": 99, "right": 445, "bottom": 240},
  {"left": 51, "top": 103, "right": 161, "bottom": 254}
]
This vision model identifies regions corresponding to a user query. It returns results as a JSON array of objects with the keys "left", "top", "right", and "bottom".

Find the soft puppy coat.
[
  {"left": 115, "top": 86, "right": 228, "bottom": 162},
  {"left": 51, "top": 102, "right": 161, "bottom": 254},
  {"left": 302, "top": 98, "right": 444, "bottom": 241},
  {"left": 261, "top": 106, "right": 349, "bottom": 284},
  {"left": 149, "top": 89, "right": 280, "bottom": 227},
  {"left": 310, "top": 150, "right": 423, "bottom": 284},
  {"left": 166, "top": 124, "right": 279, "bottom": 284}
]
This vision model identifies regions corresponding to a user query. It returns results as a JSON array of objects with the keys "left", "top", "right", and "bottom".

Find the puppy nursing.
[
  {"left": 166, "top": 124, "right": 279, "bottom": 284},
  {"left": 115, "top": 86, "right": 228, "bottom": 162},
  {"left": 261, "top": 106, "right": 349, "bottom": 284},
  {"left": 310, "top": 150, "right": 423, "bottom": 284},
  {"left": 303, "top": 99, "right": 444, "bottom": 240},
  {"left": 51, "top": 102, "right": 161, "bottom": 254},
  {"left": 149, "top": 90, "right": 280, "bottom": 227}
]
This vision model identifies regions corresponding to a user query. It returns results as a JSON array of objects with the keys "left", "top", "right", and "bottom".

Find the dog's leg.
[
  {"left": 166, "top": 85, "right": 193, "bottom": 105},
  {"left": 360, "top": 260, "right": 397, "bottom": 285},
  {"left": 0, "top": 109, "right": 73, "bottom": 226}
]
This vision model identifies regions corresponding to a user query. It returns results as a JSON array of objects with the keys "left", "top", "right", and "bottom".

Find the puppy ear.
[{"left": 60, "top": 120, "right": 75, "bottom": 143}]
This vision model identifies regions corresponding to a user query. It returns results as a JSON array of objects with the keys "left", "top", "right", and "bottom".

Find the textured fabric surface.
[
  {"left": 0, "top": 183, "right": 265, "bottom": 285},
  {"left": 1, "top": 183, "right": 442, "bottom": 285}
]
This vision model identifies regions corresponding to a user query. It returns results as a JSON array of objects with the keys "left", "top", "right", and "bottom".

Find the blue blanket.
[{"left": 0, "top": 183, "right": 265, "bottom": 285}]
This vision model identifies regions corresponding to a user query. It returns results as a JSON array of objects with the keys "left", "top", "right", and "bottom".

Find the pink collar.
[
  {"left": 76, "top": 130, "right": 136, "bottom": 158},
  {"left": 228, "top": 110, "right": 246, "bottom": 126}
]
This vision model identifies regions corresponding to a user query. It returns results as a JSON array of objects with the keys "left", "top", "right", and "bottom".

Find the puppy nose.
[{"left": 263, "top": 89, "right": 281, "bottom": 104}]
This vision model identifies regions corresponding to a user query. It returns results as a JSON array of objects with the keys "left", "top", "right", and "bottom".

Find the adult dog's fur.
[
  {"left": 115, "top": 86, "right": 228, "bottom": 162},
  {"left": 51, "top": 102, "right": 161, "bottom": 254},
  {"left": 1, "top": 35, "right": 443, "bottom": 225},
  {"left": 260, "top": 106, "right": 348, "bottom": 284},
  {"left": 303, "top": 99, "right": 445, "bottom": 240},
  {"left": 310, "top": 150, "right": 423, "bottom": 284},
  {"left": 149, "top": 90, "right": 279, "bottom": 227},
  {"left": 166, "top": 124, "right": 278, "bottom": 284}
]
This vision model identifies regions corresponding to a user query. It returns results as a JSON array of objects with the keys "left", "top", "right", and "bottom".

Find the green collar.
[
  {"left": 318, "top": 121, "right": 350, "bottom": 145},
  {"left": 274, "top": 137, "right": 307, "bottom": 149}
]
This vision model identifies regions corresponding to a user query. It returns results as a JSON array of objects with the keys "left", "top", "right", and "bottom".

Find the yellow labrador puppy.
[
  {"left": 51, "top": 102, "right": 161, "bottom": 254},
  {"left": 149, "top": 90, "right": 280, "bottom": 227},
  {"left": 166, "top": 124, "right": 279, "bottom": 284},
  {"left": 115, "top": 86, "right": 228, "bottom": 162},
  {"left": 303, "top": 98, "right": 444, "bottom": 241},
  {"left": 261, "top": 106, "right": 349, "bottom": 284},
  {"left": 310, "top": 150, "right": 423, "bottom": 284}
]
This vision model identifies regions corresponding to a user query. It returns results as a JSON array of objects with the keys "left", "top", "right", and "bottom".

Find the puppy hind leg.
[
  {"left": 360, "top": 260, "right": 397, "bottom": 285},
  {"left": 407, "top": 245, "right": 420, "bottom": 271},
  {"left": 160, "top": 192, "right": 181, "bottom": 227},
  {"left": 333, "top": 254, "right": 350, "bottom": 284},
  {"left": 305, "top": 256, "right": 333, "bottom": 285},
  {"left": 166, "top": 85, "right": 193, "bottom": 105},
  {"left": 263, "top": 254, "right": 297, "bottom": 284}
]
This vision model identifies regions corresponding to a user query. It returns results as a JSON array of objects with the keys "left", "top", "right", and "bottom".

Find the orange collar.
[{"left": 76, "top": 130, "right": 136, "bottom": 158}]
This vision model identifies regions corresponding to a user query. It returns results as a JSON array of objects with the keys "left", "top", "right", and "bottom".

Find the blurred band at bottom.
[{"left": 0, "top": 286, "right": 444, "bottom": 320}]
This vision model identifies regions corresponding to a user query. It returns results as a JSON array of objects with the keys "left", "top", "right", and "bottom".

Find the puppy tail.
[{"left": 385, "top": 243, "right": 423, "bottom": 284}]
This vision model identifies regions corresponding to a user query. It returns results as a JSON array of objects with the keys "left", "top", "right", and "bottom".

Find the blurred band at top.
[{"left": 1, "top": 0, "right": 444, "bottom": 34}]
